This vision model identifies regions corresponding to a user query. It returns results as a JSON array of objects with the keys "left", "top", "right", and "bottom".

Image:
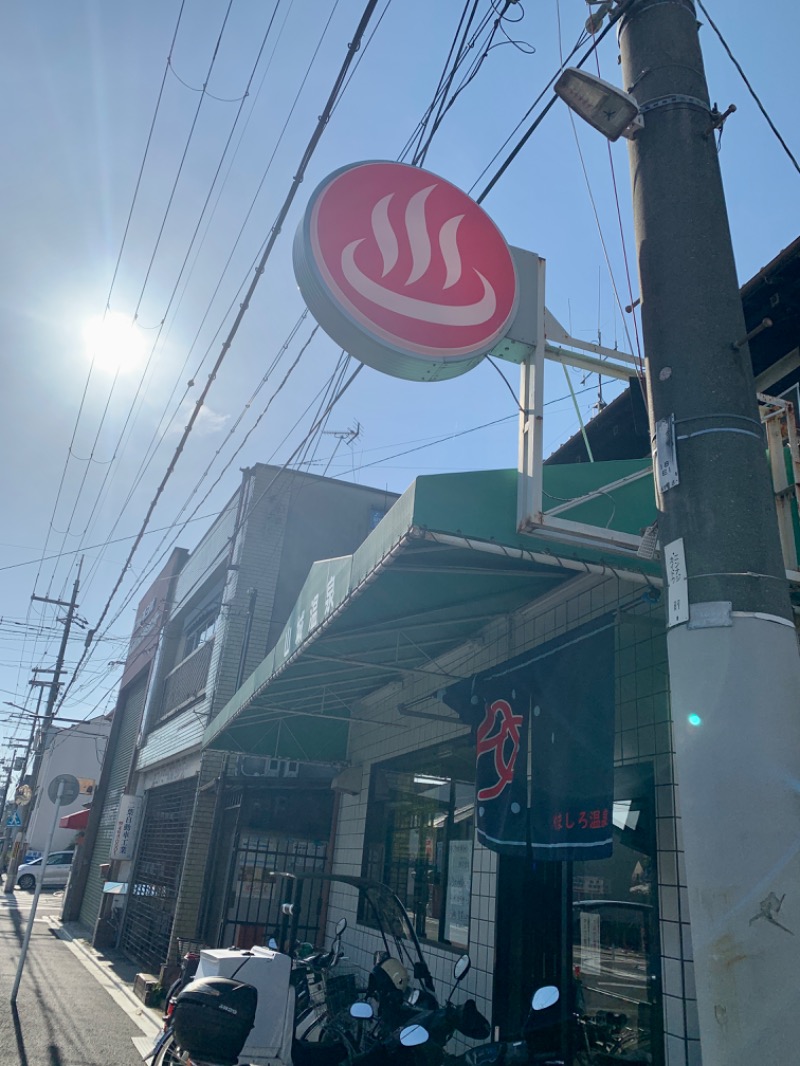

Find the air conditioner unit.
[
  {"left": 236, "top": 755, "right": 269, "bottom": 777},
  {"left": 235, "top": 756, "right": 301, "bottom": 778}
]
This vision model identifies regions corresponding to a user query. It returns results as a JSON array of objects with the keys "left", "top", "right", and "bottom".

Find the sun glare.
[{"left": 83, "top": 312, "right": 146, "bottom": 374}]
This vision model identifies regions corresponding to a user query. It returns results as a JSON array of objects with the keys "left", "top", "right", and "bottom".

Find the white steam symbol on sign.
[{"left": 340, "top": 184, "right": 497, "bottom": 326}]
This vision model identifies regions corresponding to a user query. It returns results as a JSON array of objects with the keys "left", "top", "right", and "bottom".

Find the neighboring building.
[
  {"left": 26, "top": 716, "right": 112, "bottom": 855},
  {"left": 62, "top": 549, "right": 187, "bottom": 939},
  {"left": 72, "top": 464, "right": 397, "bottom": 972}
]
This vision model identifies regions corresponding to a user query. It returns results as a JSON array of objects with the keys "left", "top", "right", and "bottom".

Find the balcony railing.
[{"left": 160, "top": 639, "right": 214, "bottom": 720}]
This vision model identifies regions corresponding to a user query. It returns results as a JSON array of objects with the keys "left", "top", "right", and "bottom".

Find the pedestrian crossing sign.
[{"left": 6, "top": 811, "right": 21, "bottom": 827}]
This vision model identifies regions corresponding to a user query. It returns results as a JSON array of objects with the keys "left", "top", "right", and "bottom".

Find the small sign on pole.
[
  {"left": 48, "top": 774, "right": 79, "bottom": 806},
  {"left": 665, "top": 538, "right": 690, "bottom": 627}
]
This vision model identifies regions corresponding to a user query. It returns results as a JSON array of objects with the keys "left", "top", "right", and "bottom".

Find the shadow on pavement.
[
  {"left": 59, "top": 920, "right": 147, "bottom": 990},
  {"left": 11, "top": 1005, "right": 29, "bottom": 1066},
  {"left": 2, "top": 893, "right": 25, "bottom": 943}
]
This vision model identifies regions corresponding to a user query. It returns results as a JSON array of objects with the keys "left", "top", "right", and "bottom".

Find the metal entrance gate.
[
  {"left": 121, "top": 777, "right": 196, "bottom": 971},
  {"left": 220, "top": 833, "right": 329, "bottom": 949}
]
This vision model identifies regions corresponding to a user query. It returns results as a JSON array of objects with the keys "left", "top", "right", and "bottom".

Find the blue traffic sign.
[{"left": 6, "top": 811, "right": 21, "bottom": 827}]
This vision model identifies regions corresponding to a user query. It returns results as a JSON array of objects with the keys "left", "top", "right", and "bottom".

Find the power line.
[
  {"left": 57, "top": 0, "right": 384, "bottom": 711},
  {"left": 696, "top": 0, "right": 800, "bottom": 177},
  {"left": 75, "top": 0, "right": 344, "bottom": 600},
  {"left": 50, "top": 2, "right": 571, "bottom": 699},
  {"left": 29, "top": 3, "right": 188, "bottom": 602},
  {"left": 75, "top": 1, "right": 287, "bottom": 600},
  {"left": 0, "top": 511, "right": 225, "bottom": 575}
]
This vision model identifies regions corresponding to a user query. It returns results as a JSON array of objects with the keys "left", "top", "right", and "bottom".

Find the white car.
[{"left": 16, "top": 850, "right": 74, "bottom": 891}]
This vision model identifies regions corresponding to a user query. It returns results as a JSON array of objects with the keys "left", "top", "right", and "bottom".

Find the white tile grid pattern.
[{"left": 332, "top": 576, "right": 696, "bottom": 1066}]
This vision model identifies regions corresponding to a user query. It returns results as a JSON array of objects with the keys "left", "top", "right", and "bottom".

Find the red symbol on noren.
[
  {"left": 304, "top": 162, "right": 518, "bottom": 361},
  {"left": 475, "top": 698, "right": 524, "bottom": 802}
]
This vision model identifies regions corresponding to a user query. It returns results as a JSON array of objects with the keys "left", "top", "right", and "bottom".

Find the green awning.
[{"left": 203, "top": 463, "right": 657, "bottom": 761}]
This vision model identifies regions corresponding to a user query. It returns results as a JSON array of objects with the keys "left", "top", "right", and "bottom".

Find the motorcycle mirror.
[
  {"left": 400, "top": 1025, "right": 429, "bottom": 1048},
  {"left": 335, "top": 917, "right": 347, "bottom": 936},
  {"left": 268, "top": 938, "right": 278, "bottom": 950},
  {"left": 531, "top": 986, "right": 560, "bottom": 1011},
  {"left": 350, "top": 1002, "right": 374, "bottom": 1020},
  {"left": 408, "top": 989, "right": 420, "bottom": 1006},
  {"left": 453, "top": 954, "right": 471, "bottom": 982}
]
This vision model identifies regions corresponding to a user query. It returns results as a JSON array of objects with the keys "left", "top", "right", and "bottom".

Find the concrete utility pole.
[
  {"left": 617, "top": 2, "right": 800, "bottom": 1062},
  {"left": 0, "top": 742, "right": 29, "bottom": 869},
  {"left": 4, "top": 565, "right": 82, "bottom": 894}
]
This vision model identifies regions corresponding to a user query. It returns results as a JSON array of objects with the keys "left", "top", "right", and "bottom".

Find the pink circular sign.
[{"left": 293, "top": 161, "right": 518, "bottom": 381}]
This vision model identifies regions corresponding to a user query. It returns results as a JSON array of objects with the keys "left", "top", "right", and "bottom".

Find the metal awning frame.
[{"left": 204, "top": 509, "right": 661, "bottom": 760}]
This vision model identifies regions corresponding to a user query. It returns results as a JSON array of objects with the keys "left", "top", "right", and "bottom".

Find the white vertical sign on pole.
[
  {"left": 110, "top": 794, "right": 141, "bottom": 861},
  {"left": 664, "top": 538, "right": 689, "bottom": 627}
]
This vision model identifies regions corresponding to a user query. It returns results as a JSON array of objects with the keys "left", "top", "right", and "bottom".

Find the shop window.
[
  {"left": 362, "top": 744, "right": 475, "bottom": 949},
  {"left": 571, "top": 765, "right": 662, "bottom": 1064}
]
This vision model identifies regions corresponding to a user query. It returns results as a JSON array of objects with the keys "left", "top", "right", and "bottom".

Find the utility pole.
[
  {"left": 0, "top": 741, "right": 30, "bottom": 871},
  {"left": 616, "top": 2, "right": 800, "bottom": 1062},
  {"left": 4, "top": 564, "right": 82, "bottom": 894},
  {"left": 0, "top": 700, "right": 42, "bottom": 873}
]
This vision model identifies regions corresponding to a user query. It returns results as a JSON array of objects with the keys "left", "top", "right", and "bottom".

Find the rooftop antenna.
[{"left": 322, "top": 421, "right": 363, "bottom": 476}]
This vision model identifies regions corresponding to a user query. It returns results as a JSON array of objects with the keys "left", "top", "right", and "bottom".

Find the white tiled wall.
[{"left": 329, "top": 574, "right": 698, "bottom": 1065}]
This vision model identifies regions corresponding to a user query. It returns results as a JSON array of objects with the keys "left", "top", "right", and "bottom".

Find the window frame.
[{"left": 361, "top": 743, "right": 475, "bottom": 951}]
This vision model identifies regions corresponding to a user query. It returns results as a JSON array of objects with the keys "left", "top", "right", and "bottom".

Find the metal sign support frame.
[{"left": 492, "top": 248, "right": 646, "bottom": 555}]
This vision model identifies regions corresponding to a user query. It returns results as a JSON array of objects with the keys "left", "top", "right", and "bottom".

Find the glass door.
[{"left": 571, "top": 765, "right": 662, "bottom": 1065}]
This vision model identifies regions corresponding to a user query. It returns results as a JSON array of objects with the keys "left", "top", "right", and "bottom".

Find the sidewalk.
[{"left": 0, "top": 888, "right": 161, "bottom": 1065}]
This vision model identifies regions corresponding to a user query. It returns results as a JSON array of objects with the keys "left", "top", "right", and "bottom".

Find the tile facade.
[{"left": 328, "top": 573, "right": 699, "bottom": 1065}]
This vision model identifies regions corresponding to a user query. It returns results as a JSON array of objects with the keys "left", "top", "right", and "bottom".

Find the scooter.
[
  {"left": 146, "top": 943, "right": 204, "bottom": 1063},
  {"left": 147, "top": 919, "right": 351, "bottom": 1066},
  {"left": 345, "top": 955, "right": 491, "bottom": 1066}
]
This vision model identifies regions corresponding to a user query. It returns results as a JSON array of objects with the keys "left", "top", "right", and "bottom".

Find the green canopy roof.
[{"left": 203, "top": 462, "right": 657, "bottom": 761}]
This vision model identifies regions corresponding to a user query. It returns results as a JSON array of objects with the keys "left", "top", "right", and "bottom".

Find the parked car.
[{"left": 17, "top": 850, "right": 74, "bottom": 891}]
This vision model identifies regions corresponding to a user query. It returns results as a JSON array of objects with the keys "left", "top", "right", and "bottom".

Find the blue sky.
[{"left": 0, "top": 0, "right": 797, "bottom": 744}]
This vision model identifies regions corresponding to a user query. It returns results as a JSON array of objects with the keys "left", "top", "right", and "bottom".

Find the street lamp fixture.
[{"left": 554, "top": 68, "right": 643, "bottom": 141}]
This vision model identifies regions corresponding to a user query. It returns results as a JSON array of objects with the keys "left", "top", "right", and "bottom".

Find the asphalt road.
[{"left": 0, "top": 885, "right": 158, "bottom": 1066}]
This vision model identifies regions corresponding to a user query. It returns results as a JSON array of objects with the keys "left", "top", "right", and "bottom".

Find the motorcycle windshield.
[{"left": 274, "top": 872, "right": 436, "bottom": 996}]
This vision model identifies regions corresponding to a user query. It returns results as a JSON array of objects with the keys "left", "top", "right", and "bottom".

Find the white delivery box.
[{"left": 195, "top": 946, "right": 294, "bottom": 1065}]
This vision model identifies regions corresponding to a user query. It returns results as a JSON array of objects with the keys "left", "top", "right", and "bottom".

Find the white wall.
[{"left": 26, "top": 717, "right": 111, "bottom": 854}]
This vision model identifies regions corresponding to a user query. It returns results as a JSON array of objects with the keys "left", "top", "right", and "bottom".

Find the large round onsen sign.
[{"left": 293, "top": 161, "right": 519, "bottom": 381}]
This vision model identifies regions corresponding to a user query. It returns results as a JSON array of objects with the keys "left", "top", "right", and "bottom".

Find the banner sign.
[
  {"left": 444, "top": 617, "right": 615, "bottom": 860},
  {"left": 293, "top": 160, "right": 518, "bottom": 382},
  {"left": 110, "top": 794, "right": 141, "bottom": 861}
]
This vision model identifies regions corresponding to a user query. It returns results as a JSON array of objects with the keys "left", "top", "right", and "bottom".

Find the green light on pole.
[{"left": 688, "top": 713, "right": 703, "bottom": 727}]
